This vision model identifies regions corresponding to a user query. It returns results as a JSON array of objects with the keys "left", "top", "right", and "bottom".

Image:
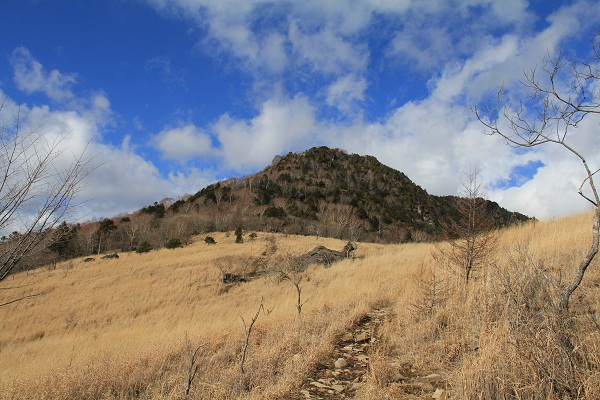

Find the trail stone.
[
  {"left": 432, "top": 388, "right": 447, "bottom": 399},
  {"left": 355, "top": 332, "right": 370, "bottom": 343},
  {"left": 391, "top": 373, "right": 408, "bottom": 382},
  {"left": 311, "top": 381, "right": 329, "bottom": 389},
  {"left": 334, "top": 358, "right": 348, "bottom": 369},
  {"left": 291, "top": 306, "right": 394, "bottom": 399},
  {"left": 341, "top": 332, "right": 353, "bottom": 342},
  {"left": 332, "top": 384, "right": 345, "bottom": 393}
]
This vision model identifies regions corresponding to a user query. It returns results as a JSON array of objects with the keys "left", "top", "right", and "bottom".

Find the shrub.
[
  {"left": 135, "top": 241, "right": 153, "bottom": 254},
  {"left": 248, "top": 232, "right": 257, "bottom": 241},
  {"left": 164, "top": 237, "right": 183, "bottom": 249},
  {"left": 204, "top": 236, "right": 216, "bottom": 245}
]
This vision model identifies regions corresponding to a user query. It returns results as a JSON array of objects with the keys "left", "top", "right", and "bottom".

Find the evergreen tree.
[
  {"left": 47, "top": 222, "right": 79, "bottom": 259},
  {"left": 235, "top": 227, "right": 244, "bottom": 243}
]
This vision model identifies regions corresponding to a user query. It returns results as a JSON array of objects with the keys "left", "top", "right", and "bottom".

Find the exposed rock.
[
  {"left": 310, "top": 381, "right": 329, "bottom": 389},
  {"left": 334, "top": 358, "right": 348, "bottom": 369},
  {"left": 271, "top": 154, "right": 283, "bottom": 166},
  {"left": 295, "top": 246, "right": 349, "bottom": 271},
  {"left": 341, "top": 332, "right": 354, "bottom": 342},
  {"left": 289, "top": 307, "right": 392, "bottom": 399},
  {"left": 221, "top": 273, "right": 246, "bottom": 284},
  {"left": 391, "top": 373, "right": 408, "bottom": 382},
  {"left": 355, "top": 332, "right": 370, "bottom": 343},
  {"left": 331, "top": 384, "right": 345, "bottom": 393},
  {"left": 100, "top": 253, "right": 119, "bottom": 259},
  {"left": 432, "top": 388, "right": 447, "bottom": 399},
  {"left": 356, "top": 354, "right": 369, "bottom": 363}
]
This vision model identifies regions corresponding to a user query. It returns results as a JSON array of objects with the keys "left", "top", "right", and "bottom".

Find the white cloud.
[
  {"left": 153, "top": 124, "right": 213, "bottom": 161},
  {"left": 10, "top": 47, "right": 77, "bottom": 103},
  {"left": 288, "top": 22, "right": 367, "bottom": 76},
  {"left": 213, "top": 95, "right": 316, "bottom": 170},
  {"left": 326, "top": 74, "right": 367, "bottom": 113},
  {"left": 310, "top": 1, "right": 600, "bottom": 219},
  {"left": 3, "top": 50, "right": 217, "bottom": 221}
]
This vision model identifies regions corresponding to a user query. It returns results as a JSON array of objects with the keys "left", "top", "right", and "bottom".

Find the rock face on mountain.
[{"left": 160, "top": 146, "right": 529, "bottom": 243}]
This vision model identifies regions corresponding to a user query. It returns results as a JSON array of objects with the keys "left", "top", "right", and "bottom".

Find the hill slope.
[
  {"left": 1, "top": 212, "right": 598, "bottom": 399},
  {"left": 162, "top": 146, "right": 529, "bottom": 243}
]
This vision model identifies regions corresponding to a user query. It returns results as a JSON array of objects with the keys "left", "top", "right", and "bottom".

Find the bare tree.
[
  {"left": 240, "top": 299, "right": 269, "bottom": 374},
  {"left": 0, "top": 102, "right": 94, "bottom": 285},
  {"left": 183, "top": 333, "right": 208, "bottom": 397},
  {"left": 271, "top": 249, "right": 307, "bottom": 319},
  {"left": 471, "top": 31, "right": 600, "bottom": 312},
  {"left": 435, "top": 167, "right": 498, "bottom": 284}
]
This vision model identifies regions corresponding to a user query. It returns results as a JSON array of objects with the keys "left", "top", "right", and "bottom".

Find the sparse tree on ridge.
[{"left": 471, "top": 30, "right": 600, "bottom": 313}]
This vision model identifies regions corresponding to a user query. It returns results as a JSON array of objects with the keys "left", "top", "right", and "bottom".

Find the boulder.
[
  {"left": 295, "top": 246, "right": 347, "bottom": 271},
  {"left": 221, "top": 273, "right": 246, "bottom": 284},
  {"left": 100, "top": 253, "right": 119, "bottom": 259}
]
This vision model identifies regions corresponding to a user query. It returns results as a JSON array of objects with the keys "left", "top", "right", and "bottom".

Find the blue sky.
[{"left": 1, "top": 0, "right": 599, "bottom": 221}]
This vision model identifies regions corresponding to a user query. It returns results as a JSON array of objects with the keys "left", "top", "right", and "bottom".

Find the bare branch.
[
  {"left": 184, "top": 333, "right": 209, "bottom": 397},
  {"left": 240, "top": 298, "right": 265, "bottom": 374},
  {"left": 0, "top": 105, "right": 97, "bottom": 282},
  {"left": 471, "top": 32, "right": 600, "bottom": 312},
  {"left": 0, "top": 287, "right": 53, "bottom": 307}
]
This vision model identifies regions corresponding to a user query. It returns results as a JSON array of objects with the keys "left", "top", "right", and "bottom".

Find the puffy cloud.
[
  {"left": 3, "top": 50, "right": 214, "bottom": 221},
  {"left": 10, "top": 47, "right": 77, "bottom": 103},
  {"left": 213, "top": 95, "right": 316, "bottom": 170},
  {"left": 326, "top": 74, "right": 367, "bottom": 113},
  {"left": 288, "top": 22, "right": 367, "bottom": 76},
  {"left": 153, "top": 124, "right": 213, "bottom": 161}
]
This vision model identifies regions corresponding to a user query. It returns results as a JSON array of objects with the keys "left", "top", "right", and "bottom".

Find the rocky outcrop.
[
  {"left": 295, "top": 245, "right": 353, "bottom": 271},
  {"left": 100, "top": 253, "right": 119, "bottom": 260},
  {"left": 221, "top": 273, "right": 246, "bottom": 284}
]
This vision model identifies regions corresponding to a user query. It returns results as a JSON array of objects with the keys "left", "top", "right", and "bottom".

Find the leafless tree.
[
  {"left": 183, "top": 333, "right": 208, "bottom": 397},
  {"left": 0, "top": 102, "right": 94, "bottom": 286},
  {"left": 271, "top": 249, "right": 307, "bottom": 319},
  {"left": 435, "top": 167, "right": 498, "bottom": 284},
  {"left": 240, "top": 299, "right": 270, "bottom": 374},
  {"left": 471, "top": 30, "right": 600, "bottom": 313}
]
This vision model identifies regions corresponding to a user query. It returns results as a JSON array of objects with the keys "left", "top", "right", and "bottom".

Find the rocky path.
[{"left": 290, "top": 307, "right": 392, "bottom": 399}]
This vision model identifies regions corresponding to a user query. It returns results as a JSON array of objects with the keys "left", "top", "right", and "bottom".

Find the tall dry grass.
[
  {"left": 0, "top": 232, "right": 418, "bottom": 398},
  {"left": 364, "top": 212, "right": 600, "bottom": 399},
  {"left": 0, "top": 213, "right": 599, "bottom": 399}
]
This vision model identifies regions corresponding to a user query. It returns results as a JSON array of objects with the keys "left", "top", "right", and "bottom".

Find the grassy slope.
[{"left": 0, "top": 213, "right": 599, "bottom": 399}]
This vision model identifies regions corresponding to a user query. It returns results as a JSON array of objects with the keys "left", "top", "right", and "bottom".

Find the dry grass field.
[{"left": 1, "top": 213, "right": 599, "bottom": 399}]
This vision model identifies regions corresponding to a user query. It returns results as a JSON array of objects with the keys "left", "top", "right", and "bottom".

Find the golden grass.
[{"left": 0, "top": 213, "right": 599, "bottom": 399}]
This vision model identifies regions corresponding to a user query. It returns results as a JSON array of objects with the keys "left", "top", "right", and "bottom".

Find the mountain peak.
[{"left": 166, "top": 146, "right": 528, "bottom": 243}]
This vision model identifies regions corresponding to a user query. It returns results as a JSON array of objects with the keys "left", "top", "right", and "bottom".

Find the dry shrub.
[
  {"left": 453, "top": 244, "right": 600, "bottom": 399},
  {"left": 409, "top": 262, "right": 449, "bottom": 323}
]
